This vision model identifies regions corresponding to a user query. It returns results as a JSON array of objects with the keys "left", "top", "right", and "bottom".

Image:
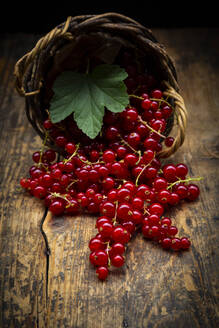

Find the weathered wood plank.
[
  {"left": 42, "top": 28, "right": 219, "bottom": 328},
  {"left": 0, "top": 29, "right": 219, "bottom": 328},
  {"left": 0, "top": 34, "right": 48, "bottom": 328}
]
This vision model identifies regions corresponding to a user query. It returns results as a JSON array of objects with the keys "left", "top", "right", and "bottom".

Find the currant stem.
[
  {"left": 119, "top": 135, "right": 139, "bottom": 154},
  {"left": 49, "top": 192, "right": 72, "bottom": 207},
  {"left": 143, "top": 204, "right": 150, "bottom": 215},
  {"left": 135, "top": 165, "right": 148, "bottom": 187},
  {"left": 138, "top": 116, "right": 166, "bottom": 139},
  {"left": 135, "top": 153, "right": 156, "bottom": 186},
  {"left": 136, "top": 150, "right": 143, "bottom": 165},
  {"left": 39, "top": 131, "right": 49, "bottom": 163},
  {"left": 105, "top": 241, "right": 111, "bottom": 267},
  {"left": 63, "top": 143, "right": 80, "bottom": 163},
  {"left": 128, "top": 94, "right": 143, "bottom": 100},
  {"left": 66, "top": 180, "right": 78, "bottom": 191},
  {"left": 167, "top": 176, "right": 203, "bottom": 190},
  {"left": 150, "top": 97, "right": 172, "bottom": 108},
  {"left": 112, "top": 201, "right": 118, "bottom": 225},
  {"left": 128, "top": 94, "right": 173, "bottom": 109},
  {"left": 77, "top": 155, "right": 104, "bottom": 166}
]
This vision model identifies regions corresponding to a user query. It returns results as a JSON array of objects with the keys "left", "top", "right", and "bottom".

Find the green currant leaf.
[{"left": 49, "top": 64, "right": 129, "bottom": 139}]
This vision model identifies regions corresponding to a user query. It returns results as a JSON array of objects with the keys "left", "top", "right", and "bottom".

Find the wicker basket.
[{"left": 14, "top": 13, "right": 187, "bottom": 158}]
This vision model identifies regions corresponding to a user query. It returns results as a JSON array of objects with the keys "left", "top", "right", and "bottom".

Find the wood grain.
[
  {"left": 0, "top": 34, "right": 47, "bottom": 328},
  {"left": 0, "top": 29, "right": 219, "bottom": 328}
]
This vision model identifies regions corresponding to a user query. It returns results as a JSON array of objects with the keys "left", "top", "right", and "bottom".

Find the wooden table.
[{"left": 0, "top": 29, "right": 219, "bottom": 328}]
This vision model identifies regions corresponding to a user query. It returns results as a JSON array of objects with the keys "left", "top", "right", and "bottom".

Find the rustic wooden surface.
[{"left": 0, "top": 29, "right": 219, "bottom": 328}]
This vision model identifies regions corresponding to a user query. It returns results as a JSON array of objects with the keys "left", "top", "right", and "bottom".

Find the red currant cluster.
[{"left": 20, "top": 59, "right": 201, "bottom": 281}]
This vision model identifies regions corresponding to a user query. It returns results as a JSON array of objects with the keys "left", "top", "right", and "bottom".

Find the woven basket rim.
[{"left": 14, "top": 13, "right": 187, "bottom": 158}]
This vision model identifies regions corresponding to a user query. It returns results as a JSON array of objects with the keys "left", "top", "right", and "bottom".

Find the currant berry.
[
  {"left": 102, "top": 177, "right": 115, "bottom": 191},
  {"left": 41, "top": 174, "right": 53, "bottom": 187},
  {"left": 151, "top": 101, "right": 159, "bottom": 111},
  {"left": 123, "top": 181, "right": 136, "bottom": 194},
  {"left": 43, "top": 119, "right": 53, "bottom": 129},
  {"left": 142, "top": 150, "right": 154, "bottom": 163},
  {"left": 124, "top": 153, "right": 138, "bottom": 167},
  {"left": 157, "top": 190, "right": 171, "bottom": 204},
  {"left": 176, "top": 163, "right": 188, "bottom": 178},
  {"left": 44, "top": 149, "right": 56, "bottom": 162},
  {"left": 111, "top": 254, "right": 124, "bottom": 267},
  {"left": 169, "top": 192, "right": 180, "bottom": 205},
  {"left": 51, "top": 168, "right": 62, "bottom": 180},
  {"left": 165, "top": 137, "right": 174, "bottom": 147},
  {"left": 187, "top": 184, "right": 200, "bottom": 201},
  {"left": 131, "top": 210, "right": 143, "bottom": 225},
  {"left": 49, "top": 200, "right": 65, "bottom": 216},
  {"left": 127, "top": 132, "right": 141, "bottom": 148},
  {"left": 110, "top": 162, "right": 123, "bottom": 176},
  {"left": 32, "top": 151, "right": 41, "bottom": 163},
  {"left": 64, "top": 161, "right": 74, "bottom": 173},
  {"left": 105, "top": 126, "right": 119, "bottom": 141},
  {"left": 132, "top": 197, "right": 144, "bottom": 210},
  {"left": 151, "top": 89, "right": 162, "bottom": 99},
  {"left": 148, "top": 214, "right": 160, "bottom": 226},
  {"left": 85, "top": 188, "right": 96, "bottom": 200},
  {"left": 117, "top": 188, "right": 132, "bottom": 202},
  {"left": 162, "top": 105, "right": 172, "bottom": 119},
  {"left": 141, "top": 98, "right": 151, "bottom": 110},
  {"left": 96, "top": 266, "right": 108, "bottom": 280},
  {"left": 116, "top": 146, "right": 127, "bottom": 159},
  {"left": 98, "top": 222, "right": 114, "bottom": 238},
  {"left": 153, "top": 177, "right": 168, "bottom": 191},
  {"left": 124, "top": 108, "right": 138, "bottom": 122},
  {"left": 122, "top": 221, "right": 136, "bottom": 234},
  {"left": 180, "top": 237, "right": 191, "bottom": 250},
  {"left": 103, "top": 150, "right": 116, "bottom": 163},
  {"left": 33, "top": 186, "right": 47, "bottom": 199},
  {"left": 112, "top": 226, "right": 131, "bottom": 244},
  {"left": 91, "top": 250, "right": 108, "bottom": 266},
  {"left": 98, "top": 166, "right": 109, "bottom": 178},
  {"left": 65, "top": 199, "right": 80, "bottom": 214},
  {"left": 168, "top": 226, "right": 178, "bottom": 236},
  {"left": 144, "top": 166, "right": 158, "bottom": 180},
  {"left": 65, "top": 142, "right": 76, "bottom": 154},
  {"left": 136, "top": 123, "right": 149, "bottom": 138},
  {"left": 55, "top": 135, "right": 67, "bottom": 148},
  {"left": 117, "top": 203, "right": 133, "bottom": 221},
  {"left": 96, "top": 216, "right": 111, "bottom": 228},
  {"left": 163, "top": 164, "right": 177, "bottom": 182},
  {"left": 100, "top": 201, "right": 116, "bottom": 218},
  {"left": 150, "top": 225, "right": 160, "bottom": 237},
  {"left": 171, "top": 238, "right": 181, "bottom": 251},
  {"left": 136, "top": 184, "right": 151, "bottom": 200},
  {"left": 161, "top": 217, "right": 172, "bottom": 226},
  {"left": 20, "top": 178, "right": 30, "bottom": 189},
  {"left": 142, "top": 224, "right": 152, "bottom": 239},
  {"left": 175, "top": 184, "right": 188, "bottom": 199},
  {"left": 148, "top": 203, "right": 164, "bottom": 216},
  {"left": 143, "top": 137, "right": 158, "bottom": 151},
  {"left": 111, "top": 243, "right": 125, "bottom": 255},
  {"left": 161, "top": 237, "right": 172, "bottom": 249}
]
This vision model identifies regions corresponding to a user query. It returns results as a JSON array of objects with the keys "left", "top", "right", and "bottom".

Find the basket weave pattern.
[{"left": 14, "top": 13, "right": 187, "bottom": 158}]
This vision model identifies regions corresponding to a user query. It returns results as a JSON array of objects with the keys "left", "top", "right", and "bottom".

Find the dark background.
[{"left": 1, "top": 2, "right": 218, "bottom": 33}]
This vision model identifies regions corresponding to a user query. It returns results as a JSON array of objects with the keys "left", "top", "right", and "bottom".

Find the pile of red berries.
[{"left": 20, "top": 57, "right": 201, "bottom": 281}]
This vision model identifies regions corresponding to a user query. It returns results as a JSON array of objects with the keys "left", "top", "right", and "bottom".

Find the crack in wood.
[{"left": 40, "top": 208, "right": 50, "bottom": 306}]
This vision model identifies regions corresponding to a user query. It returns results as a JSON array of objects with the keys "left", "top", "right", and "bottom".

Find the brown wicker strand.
[{"left": 158, "top": 82, "right": 187, "bottom": 158}]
